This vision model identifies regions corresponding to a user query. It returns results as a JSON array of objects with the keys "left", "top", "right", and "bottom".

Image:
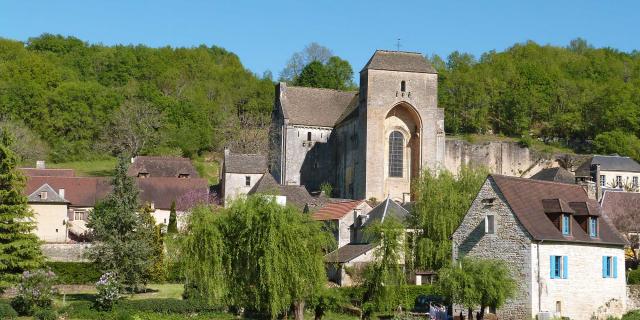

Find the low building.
[
  {"left": 452, "top": 175, "right": 627, "bottom": 319},
  {"left": 530, "top": 167, "right": 575, "bottom": 184},
  {"left": 128, "top": 156, "right": 199, "bottom": 178},
  {"left": 221, "top": 150, "right": 267, "bottom": 205},
  {"left": 576, "top": 155, "right": 640, "bottom": 191},
  {"left": 248, "top": 173, "right": 317, "bottom": 211},
  {"left": 312, "top": 200, "right": 372, "bottom": 248}
]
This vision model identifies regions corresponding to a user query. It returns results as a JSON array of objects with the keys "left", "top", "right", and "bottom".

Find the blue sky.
[{"left": 1, "top": 1, "right": 637, "bottom": 77}]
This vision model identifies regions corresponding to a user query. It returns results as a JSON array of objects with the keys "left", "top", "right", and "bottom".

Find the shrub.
[
  {"left": 629, "top": 269, "right": 640, "bottom": 285},
  {"left": 0, "top": 301, "right": 18, "bottom": 320},
  {"left": 623, "top": 310, "right": 640, "bottom": 320},
  {"left": 518, "top": 135, "right": 533, "bottom": 148},
  {"left": 10, "top": 270, "right": 57, "bottom": 316},
  {"left": 401, "top": 285, "right": 437, "bottom": 309},
  {"left": 46, "top": 262, "right": 102, "bottom": 284},
  {"left": 116, "top": 298, "right": 221, "bottom": 314},
  {"left": 33, "top": 308, "right": 58, "bottom": 320},
  {"left": 95, "top": 272, "right": 120, "bottom": 311}
]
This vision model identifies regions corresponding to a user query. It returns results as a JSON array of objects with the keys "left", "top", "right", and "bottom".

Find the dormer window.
[
  {"left": 400, "top": 81, "right": 406, "bottom": 92},
  {"left": 589, "top": 217, "right": 598, "bottom": 238},
  {"left": 178, "top": 173, "right": 189, "bottom": 178},
  {"left": 138, "top": 172, "right": 149, "bottom": 178},
  {"left": 40, "top": 191, "right": 48, "bottom": 200},
  {"left": 562, "top": 214, "right": 571, "bottom": 235}
]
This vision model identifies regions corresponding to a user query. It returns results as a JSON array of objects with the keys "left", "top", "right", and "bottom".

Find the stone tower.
[{"left": 354, "top": 50, "right": 445, "bottom": 202}]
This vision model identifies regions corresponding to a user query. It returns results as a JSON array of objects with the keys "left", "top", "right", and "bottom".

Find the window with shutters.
[
  {"left": 388, "top": 131, "right": 404, "bottom": 178},
  {"left": 550, "top": 255, "right": 568, "bottom": 279},
  {"left": 603, "top": 256, "right": 618, "bottom": 278}
]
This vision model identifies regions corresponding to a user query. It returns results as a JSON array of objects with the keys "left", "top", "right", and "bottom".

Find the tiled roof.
[
  {"left": 224, "top": 153, "right": 267, "bottom": 174},
  {"left": 136, "top": 177, "right": 209, "bottom": 211},
  {"left": 20, "top": 168, "right": 75, "bottom": 177},
  {"left": 27, "top": 184, "right": 68, "bottom": 203},
  {"left": 25, "top": 176, "right": 111, "bottom": 207},
  {"left": 128, "top": 156, "right": 199, "bottom": 178},
  {"left": 601, "top": 191, "right": 640, "bottom": 233},
  {"left": 362, "top": 50, "right": 437, "bottom": 74},
  {"left": 248, "top": 174, "right": 315, "bottom": 211},
  {"left": 312, "top": 200, "right": 364, "bottom": 221},
  {"left": 491, "top": 175, "right": 625, "bottom": 245},
  {"left": 575, "top": 155, "right": 640, "bottom": 177},
  {"left": 364, "top": 198, "right": 410, "bottom": 227},
  {"left": 324, "top": 243, "right": 375, "bottom": 263},
  {"left": 279, "top": 83, "right": 357, "bottom": 127},
  {"left": 530, "top": 167, "right": 575, "bottom": 184}
]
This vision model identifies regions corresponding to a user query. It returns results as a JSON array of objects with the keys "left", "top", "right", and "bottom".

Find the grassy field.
[
  {"left": 193, "top": 155, "right": 220, "bottom": 185},
  {"left": 47, "top": 158, "right": 118, "bottom": 177}
]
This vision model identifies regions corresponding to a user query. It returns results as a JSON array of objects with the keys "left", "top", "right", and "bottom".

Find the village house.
[
  {"left": 21, "top": 159, "right": 209, "bottom": 242},
  {"left": 576, "top": 155, "right": 640, "bottom": 192},
  {"left": 220, "top": 150, "right": 268, "bottom": 205},
  {"left": 247, "top": 173, "right": 318, "bottom": 211},
  {"left": 321, "top": 198, "right": 411, "bottom": 287},
  {"left": 452, "top": 175, "right": 627, "bottom": 319},
  {"left": 530, "top": 167, "right": 576, "bottom": 184}
]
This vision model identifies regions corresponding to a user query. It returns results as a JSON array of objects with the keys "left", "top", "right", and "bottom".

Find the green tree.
[
  {"left": 0, "top": 130, "right": 43, "bottom": 292},
  {"left": 222, "top": 196, "right": 332, "bottom": 319},
  {"left": 411, "top": 166, "right": 487, "bottom": 271},
  {"left": 140, "top": 204, "right": 165, "bottom": 282},
  {"left": 167, "top": 201, "right": 178, "bottom": 234},
  {"left": 361, "top": 218, "right": 407, "bottom": 317},
  {"left": 438, "top": 258, "right": 516, "bottom": 319},
  {"left": 594, "top": 130, "right": 640, "bottom": 161},
  {"left": 87, "top": 157, "right": 155, "bottom": 292}
]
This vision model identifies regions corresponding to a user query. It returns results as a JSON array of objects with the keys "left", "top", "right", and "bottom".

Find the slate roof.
[
  {"left": 279, "top": 83, "right": 357, "bottom": 127},
  {"left": 530, "top": 167, "right": 575, "bottom": 184},
  {"left": 575, "top": 155, "right": 640, "bottom": 177},
  {"left": 20, "top": 168, "right": 75, "bottom": 177},
  {"left": 312, "top": 200, "right": 364, "bottom": 221},
  {"left": 490, "top": 175, "right": 625, "bottom": 245},
  {"left": 25, "top": 176, "right": 111, "bottom": 207},
  {"left": 324, "top": 243, "right": 375, "bottom": 263},
  {"left": 248, "top": 174, "right": 315, "bottom": 211},
  {"left": 364, "top": 198, "right": 410, "bottom": 227},
  {"left": 27, "top": 184, "right": 68, "bottom": 203},
  {"left": 601, "top": 191, "right": 640, "bottom": 233},
  {"left": 128, "top": 156, "right": 199, "bottom": 178},
  {"left": 224, "top": 153, "right": 268, "bottom": 174},
  {"left": 362, "top": 50, "right": 437, "bottom": 74},
  {"left": 136, "top": 177, "right": 209, "bottom": 211}
]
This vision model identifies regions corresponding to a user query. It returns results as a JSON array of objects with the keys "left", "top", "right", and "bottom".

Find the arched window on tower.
[
  {"left": 389, "top": 131, "right": 404, "bottom": 177},
  {"left": 400, "top": 81, "right": 406, "bottom": 92}
]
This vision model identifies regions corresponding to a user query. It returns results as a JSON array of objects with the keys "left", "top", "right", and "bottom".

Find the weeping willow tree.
[
  {"left": 181, "top": 206, "right": 228, "bottom": 306},
  {"left": 411, "top": 166, "right": 487, "bottom": 271},
  {"left": 222, "top": 196, "right": 333, "bottom": 319},
  {"left": 362, "top": 217, "right": 407, "bottom": 317}
]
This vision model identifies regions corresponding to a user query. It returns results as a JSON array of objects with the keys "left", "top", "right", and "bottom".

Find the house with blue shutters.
[{"left": 452, "top": 175, "right": 627, "bottom": 319}]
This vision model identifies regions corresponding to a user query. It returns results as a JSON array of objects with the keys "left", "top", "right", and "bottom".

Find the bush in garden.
[
  {"left": 0, "top": 301, "right": 18, "bottom": 320},
  {"left": 33, "top": 308, "right": 58, "bottom": 320},
  {"left": 95, "top": 272, "right": 121, "bottom": 311},
  {"left": 628, "top": 268, "right": 640, "bottom": 285},
  {"left": 10, "top": 269, "right": 57, "bottom": 316}
]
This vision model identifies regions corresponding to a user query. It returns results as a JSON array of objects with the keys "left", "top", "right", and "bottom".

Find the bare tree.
[
  {"left": 0, "top": 118, "right": 49, "bottom": 162},
  {"left": 608, "top": 196, "right": 640, "bottom": 268},
  {"left": 101, "top": 100, "right": 165, "bottom": 157}
]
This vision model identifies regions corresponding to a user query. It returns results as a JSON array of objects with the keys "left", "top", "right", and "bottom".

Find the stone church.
[{"left": 270, "top": 50, "right": 445, "bottom": 202}]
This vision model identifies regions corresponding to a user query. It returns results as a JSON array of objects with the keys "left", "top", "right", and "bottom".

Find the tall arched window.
[{"left": 389, "top": 131, "right": 404, "bottom": 177}]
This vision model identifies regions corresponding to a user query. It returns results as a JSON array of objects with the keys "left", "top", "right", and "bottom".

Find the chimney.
[
  {"left": 593, "top": 164, "right": 602, "bottom": 201},
  {"left": 59, "top": 188, "right": 65, "bottom": 199},
  {"left": 36, "top": 160, "right": 45, "bottom": 169}
]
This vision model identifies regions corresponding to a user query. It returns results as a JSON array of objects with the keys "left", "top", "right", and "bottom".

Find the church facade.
[{"left": 270, "top": 50, "right": 445, "bottom": 202}]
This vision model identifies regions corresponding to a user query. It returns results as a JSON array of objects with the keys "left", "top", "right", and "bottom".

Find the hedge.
[
  {"left": 629, "top": 269, "right": 640, "bottom": 285},
  {"left": 0, "top": 301, "right": 18, "bottom": 320},
  {"left": 46, "top": 262, "right": 102, "bottom": 284},
  {"left": 60, "top": 299, "right": 225, "bottom": 320},
  {"left": 331, "top": 285, "right": 437, "bottom": 309}
]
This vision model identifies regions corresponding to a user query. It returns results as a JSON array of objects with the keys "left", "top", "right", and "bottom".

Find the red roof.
[
  {"left": 312, "top": 200, "right": 363, "bottom": 221},
  {"left": 25, "top": 176, "right": 111, "bottom": 207},
  {"left": 20, "top": 168, "right": 75, "bottom": 177}
]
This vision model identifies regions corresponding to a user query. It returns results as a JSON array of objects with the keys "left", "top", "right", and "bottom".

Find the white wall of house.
[
  {"left": 600, "top": 170, "right": 640, "bottom": 190},
  {"left": 31, "top": 203, "right": 68, "bottom": 243},
  {"left": 530, "top": 242, "right": 626, "bottom": 320},
  {"left": 223, "top": 172, "right": 264, "bottom": 206}
]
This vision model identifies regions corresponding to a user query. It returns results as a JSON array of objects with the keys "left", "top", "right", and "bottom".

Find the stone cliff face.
[{"left": 444, "top": 137, "right": 589, "bottom": 177}]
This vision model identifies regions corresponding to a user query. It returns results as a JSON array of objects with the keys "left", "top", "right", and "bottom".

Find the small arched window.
[
  {"left": 400, "top": 81, "right": 406, "bottom": 92},
  {"left": 388, "top": 131, "right": 404, "bottom": 177}
]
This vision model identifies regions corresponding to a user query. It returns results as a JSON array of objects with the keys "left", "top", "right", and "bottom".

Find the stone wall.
[
  {"left": 41, "top": 243, "right": 91, "bottom": 262},
  {"left": 627, "top": 285, "right": 640, "bottom": 312},
  {"left": 452, "top": 177, "right": 533, "bottom": 319}
]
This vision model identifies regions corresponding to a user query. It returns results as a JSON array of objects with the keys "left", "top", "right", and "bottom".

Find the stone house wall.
[
  {"left": 31, "top": 203, "right": 69, "bottom": 243},
  {"left": 452, "top": 177, "right": 533, "bottom": 319},
  {"left": 222, "top": 172, "right": 264, "bottom": 205}
]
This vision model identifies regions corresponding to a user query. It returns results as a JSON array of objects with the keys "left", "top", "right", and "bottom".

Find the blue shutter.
[
  {"left": 550, "top": 256, "right": 556, "bottom": 279},
  {"left": 614, "top": 257, "right": 618, "bottom": 278},
  {"left": 602, "top": 256, "right": 608, "bottom": 278},
  {"left": 563, "top": 256, "right": 568, "bottom": 279}
]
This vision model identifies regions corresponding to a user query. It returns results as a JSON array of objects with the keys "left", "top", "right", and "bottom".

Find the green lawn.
[
  {"left": 193, "top": 155, "right": 220, "bottom": 185},
  {"left": 47, "top": 158, "right": 118, "bottom": 177}
]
